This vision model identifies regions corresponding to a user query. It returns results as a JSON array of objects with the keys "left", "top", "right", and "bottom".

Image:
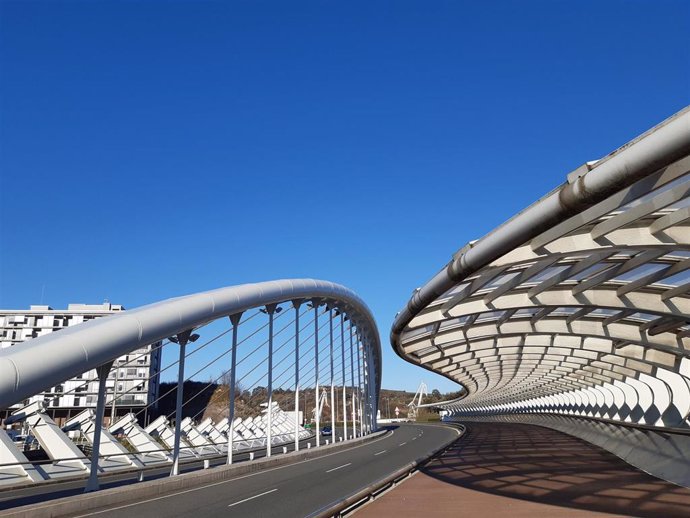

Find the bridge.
[{"left": 1, "top": 106, "right": 690, "bottom": 516}]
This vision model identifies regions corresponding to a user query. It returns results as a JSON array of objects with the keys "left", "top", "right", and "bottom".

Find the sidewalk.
[{"left": 357, "top": 422, "right": 690, "bottom": 517}]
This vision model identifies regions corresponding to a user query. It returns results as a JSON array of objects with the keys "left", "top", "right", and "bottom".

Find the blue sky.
[{"left": 1, "top": 1, "right": 688, "bottom": 392}]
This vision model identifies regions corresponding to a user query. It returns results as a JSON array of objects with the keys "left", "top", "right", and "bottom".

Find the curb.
[{"left": 307, "top": 423, "right": 465, "bottom": 518}]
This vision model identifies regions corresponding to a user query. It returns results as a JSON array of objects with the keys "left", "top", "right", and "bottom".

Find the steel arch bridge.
[
  {"left": 0, "top": 279, "right": 381, "bottom": 491},
  {"left": 392, "top": 107, "right": 690, "bottom": 484}
]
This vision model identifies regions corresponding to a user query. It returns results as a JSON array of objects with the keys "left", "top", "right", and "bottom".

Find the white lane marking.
[
  {"left": 71, "top": 430, "right": 394, "bottom": 517},
  {"left": 399, "top": 442, "right": 407, "bottom": 446},
  {"left": 228, "top": 488, "right": 277, "bottom": 508},
  {"left": 325, "top": 462, "right": 351, "bottom": 473},
  {"left": 411, "top": 437, "right": 417, "bottom": 441},
  {"left": 374, "top": 450, "right": 387, "bottom": 456}
]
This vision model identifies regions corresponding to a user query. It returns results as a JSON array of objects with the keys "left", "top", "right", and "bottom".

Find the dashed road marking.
[
  {"left": 228, "top": 488, "right": 278, "bottom": 508},
  {"left": 326, "top": 463, "right": 351, "bottom": 473},
  {"left": 399, "top": 442, "right": 407, "bottom": 446},
  {"left": 374, "top": 450, "right": 387, "bottom": 456}
]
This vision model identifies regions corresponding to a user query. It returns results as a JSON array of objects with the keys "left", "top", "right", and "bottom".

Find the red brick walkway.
[{"left": 358, "top": 422, "right": 690, "bottom": 517}]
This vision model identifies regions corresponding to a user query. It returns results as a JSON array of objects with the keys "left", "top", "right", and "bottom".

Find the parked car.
[{"left": 321, "top": 425, "right": 332, "bottom": 436}]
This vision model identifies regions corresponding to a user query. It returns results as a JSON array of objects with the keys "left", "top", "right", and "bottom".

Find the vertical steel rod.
[
  {"left": 329, "top": 307, "right": 335, "bottom": 441},
  {"left": 368, "top": 344, "right": 374, "bottom": 432},
  {"left": 367, "top": 342, "right": 375, "bottom": 432},
  {"left": 340, "top": 312, "right": 347, "bottom": 441},
  {"left": 362, "top": 334, "right": 369, "bottom": 434},
  {"left": 171, "top": 335, "right": 188, "bottom": 476},
  {"left": 266, "top": 305, "right": 276, "bottom": 457},
  {"left": 314, "top": 301, "right": 320, "bottom": 447},
  {"left": 110, "top": 363, "right": 119, "bottom": 425},
  {"left": 349, "top": 322, "right": 356, "bottom": 438},
  {"left": 293, "top": 301, "right": 301, "bottom": 452},
  {"left": 84, "top": 362, "right": 112, "bottom": 492},
  {"left": 356, "top": 330, "right": 362, "bottom": 436},
  {"left": 227, "top": 313, "right": 241, "bottom": 465}
]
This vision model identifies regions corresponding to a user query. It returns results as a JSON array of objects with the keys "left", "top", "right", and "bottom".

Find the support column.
[
  {"left": 362, "top": 334, "right": 370, "bottom": 434},
  {"left": 313, "top": 300, "right": 320, "bottom": 447},
  {"left": 349, "top": 321, "right": 356, "bottom": 438},
  {"left": 263, "top": 304, "right": 280, "bottom": 458},
  {"left": 84, "top": 361, "right": 114, "bottom": 493},
  {"left": 227, "top": 313, "right": 242, "bottom": 465},
  {"left": 369, "top": 355, "right": 374, "bottom": 431},
  {"left": 367, "top": 339, "right": 376, "bottom": 432},
  {"left": 329, "top": 306, "right": 335, "bottom": 441},
  {"left": 356, "top": 329, "right": 363, "bottom": 436},
  {"left": 110, "top": 362, "right": 119, "bottom": 425},
  {"left": 367, "top": 342, "right": 374, "bottom": 432},
  {"left": 340, "top": 312, "right": 347, "bottom": 441},
  {"left": 292, "top": 300, "right": 301, "bottom": 452},
  {"left": 171, "top": 330, "right": 192, "bottom": 476}
]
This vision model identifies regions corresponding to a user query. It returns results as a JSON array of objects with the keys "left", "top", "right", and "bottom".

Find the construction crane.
[{"left": 407, "top": 381, "right": 428, "bottom": 420}]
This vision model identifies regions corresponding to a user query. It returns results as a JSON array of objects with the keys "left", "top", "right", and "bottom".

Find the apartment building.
[{"left": 0, "top": 303, "right": 161, "bottom": 424}]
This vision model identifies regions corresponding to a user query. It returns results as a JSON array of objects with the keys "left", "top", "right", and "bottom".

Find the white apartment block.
[{"left": 0, "top": 303, "right": 161, "bottom": 422}]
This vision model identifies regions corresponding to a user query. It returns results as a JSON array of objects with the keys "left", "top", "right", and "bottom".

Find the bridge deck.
[{"left": 358, "top": 422, "right": 690, "bottom": 518}]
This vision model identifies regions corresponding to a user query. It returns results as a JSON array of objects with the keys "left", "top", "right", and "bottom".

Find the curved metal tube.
[
  {"left": 0, "top": 279, "right": 381, "bottom": 410},
  {"left": 390, "top": 106, "right": 690, "bottom": 379}
]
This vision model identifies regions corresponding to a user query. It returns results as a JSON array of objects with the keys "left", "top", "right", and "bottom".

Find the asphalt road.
[
  {"left": 64, "top": 423, "right": 458, "bottom": 517},
  {"left": 0, "top": 433, "right": 321, "bottom": 511}
]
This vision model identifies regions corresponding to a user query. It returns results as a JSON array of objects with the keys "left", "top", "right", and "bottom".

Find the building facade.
[{"left": 0, "top": 303, "right": 161, "bottom": 423}]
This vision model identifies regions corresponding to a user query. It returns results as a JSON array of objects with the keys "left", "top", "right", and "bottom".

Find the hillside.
[{"left": 156, "top": 382, "right": 462, "bottom": 424}]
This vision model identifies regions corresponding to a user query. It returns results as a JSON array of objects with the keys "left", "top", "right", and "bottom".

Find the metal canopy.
[{"left": 391, "top": 107, "right": 690, "bottom": 428}]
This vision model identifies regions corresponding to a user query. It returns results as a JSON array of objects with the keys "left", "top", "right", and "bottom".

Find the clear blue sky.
[{"left": 1, "top": 1, "right": 688, "bottom": 393}]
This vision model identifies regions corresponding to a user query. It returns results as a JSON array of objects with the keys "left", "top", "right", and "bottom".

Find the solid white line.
[
  {"left": 399, "top": 442, "right": 407, "bottom": 446},
  {"left": 374, "top": 450, "right": 387, "bottom": 456},
  {"left": 325, "top": 462, "right": 351, "bottom": 473},
  {"left": 227, "top": 488, "right": 277, "bottom": 508},
  {"left": 71, "top": 430, "right": 394, "bottom": 517}
]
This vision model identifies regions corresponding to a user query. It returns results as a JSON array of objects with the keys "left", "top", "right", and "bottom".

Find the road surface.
[{"left": 60, "top": 423, "right": 457, "bottom": 517}]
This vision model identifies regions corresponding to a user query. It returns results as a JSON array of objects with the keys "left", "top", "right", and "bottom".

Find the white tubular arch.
[
  {"left": 0, "top": 279, "right": 382, "bottom": 410},
  {"left": 391, "top": 106, "right": 690, "bottom": 431}
]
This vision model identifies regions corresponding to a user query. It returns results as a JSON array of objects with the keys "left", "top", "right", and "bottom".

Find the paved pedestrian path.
[{"left": 358, "top": 421, "right": 690, "bottom": 517}]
